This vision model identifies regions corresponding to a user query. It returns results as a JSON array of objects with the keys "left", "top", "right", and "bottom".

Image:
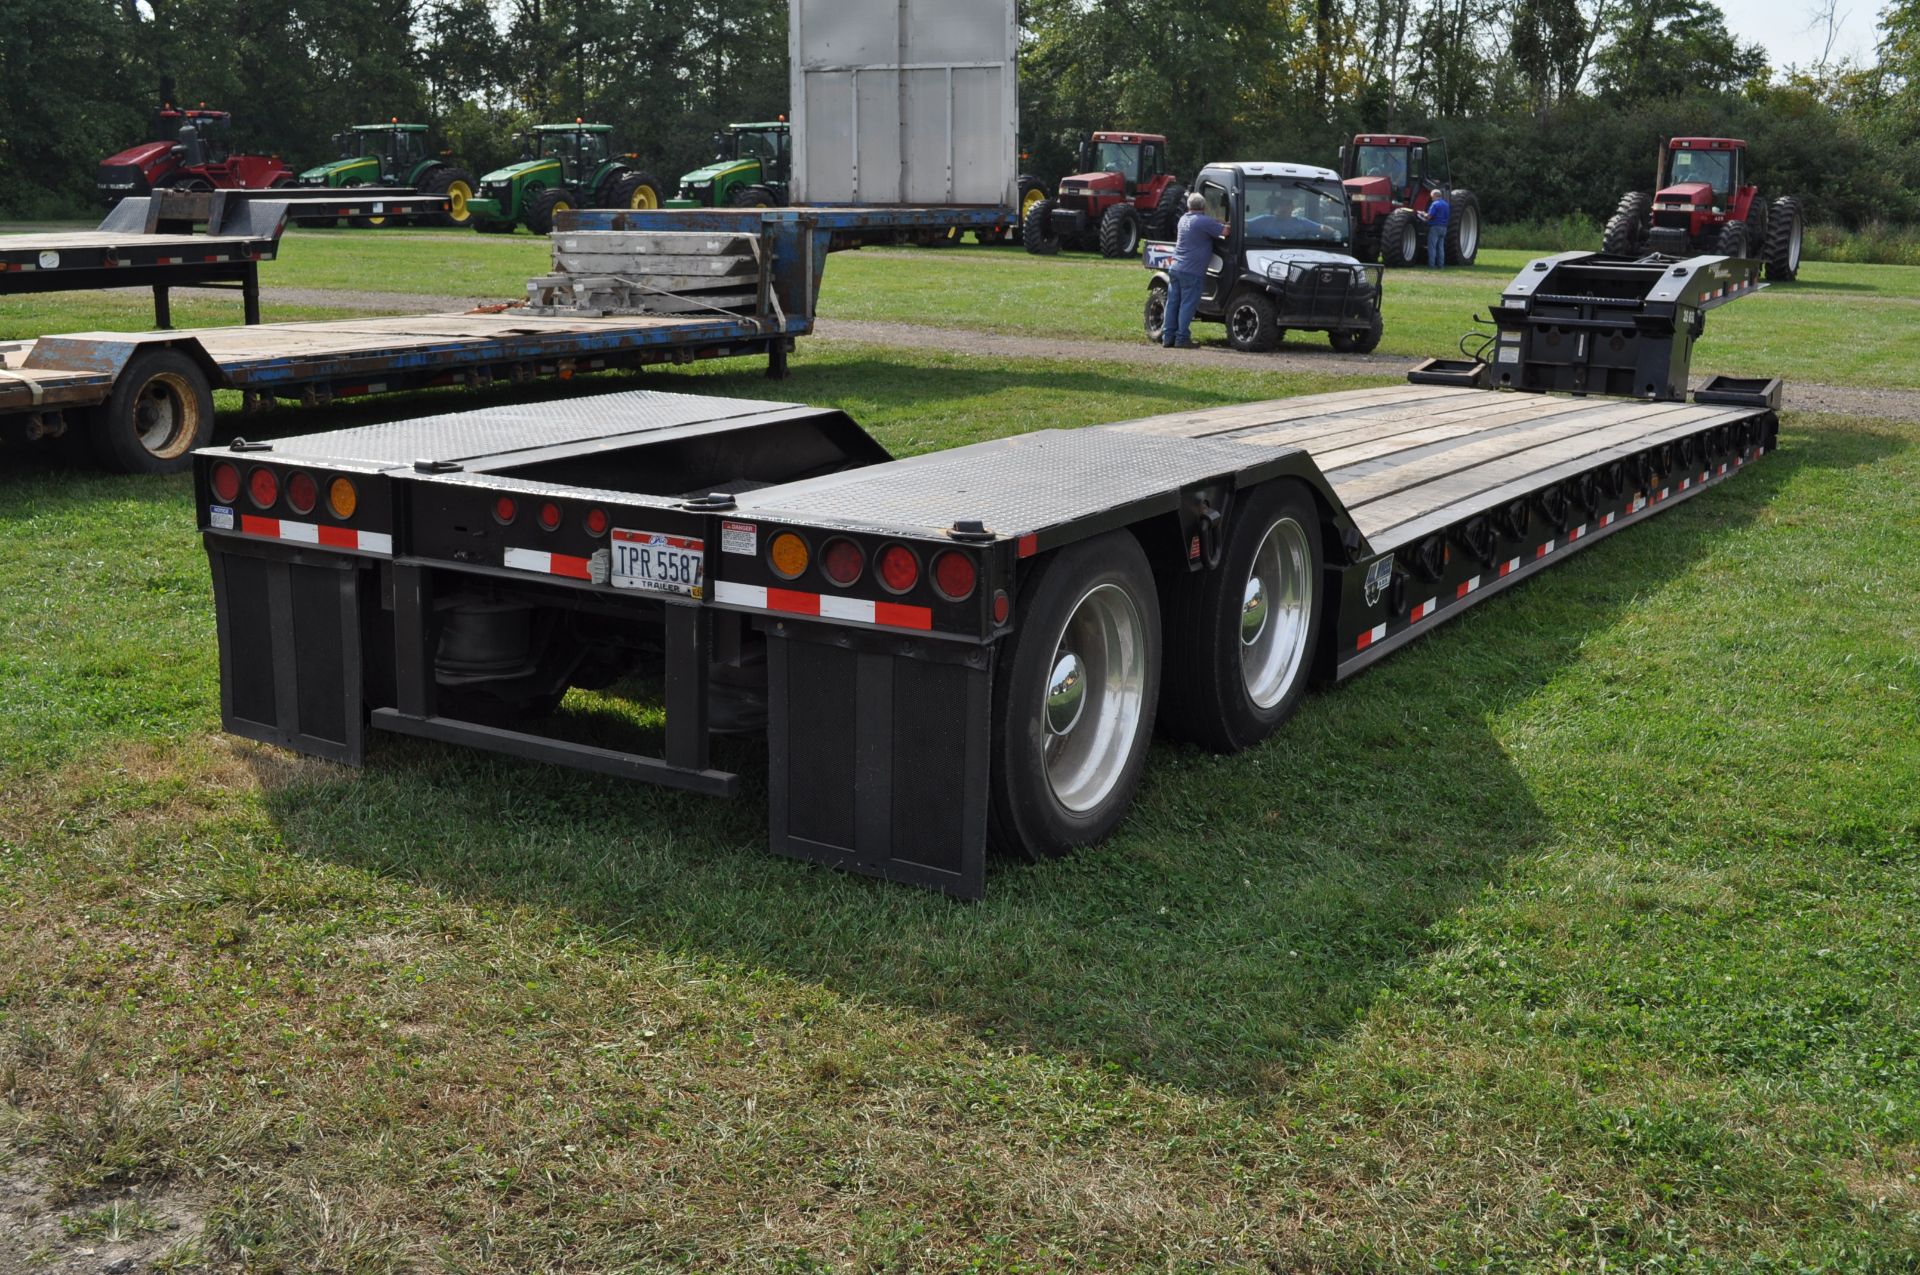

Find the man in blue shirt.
[
  {"left": 1421, "top": 189, "right": 1451, "bottom": 268},
  {"left": 1164, "top": 192, "right": 1227, "bottom": 348}
]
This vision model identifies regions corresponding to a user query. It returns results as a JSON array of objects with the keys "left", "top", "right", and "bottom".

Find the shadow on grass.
[{"left": 249, "top": 426, "right": 1889, "bottom": 1097}]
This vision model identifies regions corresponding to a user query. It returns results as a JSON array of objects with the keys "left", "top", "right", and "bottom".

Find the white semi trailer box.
[{"left": 789, "top": 0, "right": 1018, "bottom": 207}]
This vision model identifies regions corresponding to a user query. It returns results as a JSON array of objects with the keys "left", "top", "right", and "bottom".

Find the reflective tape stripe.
[
  {"left": 1497, "top": 556, "right": 1522, "bottom": 578},
  {"left": 503, "top": 546, "right": 592, "bottom": 579},
  {"left": 1356, "top": 622, "right": 1388, "bottom": 651},
  {"left": 1456, "top": 574, "right": 1481, "bottom": 599},
  {"left": 715, "top": 579, "right": 932, "bottom": 631},
  {"left": 236, "top": 512, "right": 389, "bottom": 555},
  {"left": 1411, "top": 596, "right": 1438, "bottom": 621},
  {"left": 1536, "top": 538, "right": 1556, "bottom": 559}
]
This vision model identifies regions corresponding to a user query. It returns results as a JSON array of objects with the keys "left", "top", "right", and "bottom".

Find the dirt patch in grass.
[{"left": 0, "top": 1158, "right": 207, "bottom": 1273}]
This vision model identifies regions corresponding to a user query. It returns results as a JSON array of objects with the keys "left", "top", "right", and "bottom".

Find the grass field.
[{"left": 2, "top": 232, "right": 1919, "bottom": 1269}]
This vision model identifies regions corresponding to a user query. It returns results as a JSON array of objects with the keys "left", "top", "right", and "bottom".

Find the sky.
[{"left": 1720, "top": 0, "right": 1881, "bottom": 71}]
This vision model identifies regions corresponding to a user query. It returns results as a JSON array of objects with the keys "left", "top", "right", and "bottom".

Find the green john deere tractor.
[
  {"left": 667, "top": 121, "right": 792, "bottom": 207},
  {"left": 297, "top": 122, "right": 475, "bottom": 226},
  {"left": 467, "top": 123, "right": 664, "bottom": 235}
]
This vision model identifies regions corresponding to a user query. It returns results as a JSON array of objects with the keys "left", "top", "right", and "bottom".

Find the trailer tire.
[
  {"left": 1098, "top": 203, "right": 1142, "bottom": 257},
  {"left": 988, "top": 531, "right": 1161, "bottom": 861},
  {"left": 525, "top": 187, "right": 573, "bottom": 236},
  {"left": 1328, "top": 310, "right": 1383, "bottom": 354},
  {"left": 1444, "top": 189, "right": 1480, "bottom": 264},
  {"left": 1763, "top": 195, "right": 1803, "bottom": 280},
  {"left": 1143, "top": 279, "right": 1168, "bottom": 343},
  {"left": 1158, "top": 479, "right": 1323, "bottom": 753},
  {"left": 1224, "top": 289, "right": 1280, "bottom": 352},
  {"left": 422, "top": 166, "right": 476, "bottom": 226},
  {"left": 88, "top": 348, "right": 214, "bottom": 475},
  {"left": 1381, "top": 207, "right": 1421, "bottom": 267},
  {"left": 1152, "top": 184, "right": 1187, "bottom": 240},
  {"left": 1023, "top": 198, "right": 1060, "bottom": 255}
]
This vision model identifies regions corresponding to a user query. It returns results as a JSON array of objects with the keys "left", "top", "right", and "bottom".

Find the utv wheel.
[
  {"left": 1143, "top": 279, "right": 1168, "bottom": 343},
  {"left": 987, "top": 531, "right": 1161, "bottom": 860},
  {"left": 1444, "top": 189, "right": 1480, "bottom": 264},
  {"left": 1225, "top": 290, "right": 1280, "bottom": 352},
  {"left": 1763, "top": 195, "right": 1803, "bottom": 280},
  {"left": 611, "top": 170, "right": 665, "bottom": 210},
  {"left": 728, "top": 184, "right": 776, "bottom": 208},
  {"left": 1159, "top": 480, "right": 1323, "bottom": 752},
  {"left": 88, "top": 348, "right": 214, "bottom": 475},
  {"left": 1329, "top": 310, "right": 1383, "bottom": 354},
  {"left": 422, "top": 166, "right": 476, "bottom": 226},
  {"left": 1098, "top": 203, "right": 1142, "bottom": 257},
  {"left": 525, "top": 187, "right": 573, "bottom": 236},
  {"left": 1603, "top": 192, "right": 1651, "bottom": 256},
  {"left": 1152, "top": 184, "right": 1188, "bottom": 239},
  {"left": 1023, "top": 198, "right": 1060, "bottom": 255},
  {"left": 1713, "top": 219, "right": 1749, "bottom": 259},
  {"left": 1381, "top": 207, "right": 1421, "bottom": 267},
  {"left": 1351, "top": 222, "right": 1382, "bottom": 263}
]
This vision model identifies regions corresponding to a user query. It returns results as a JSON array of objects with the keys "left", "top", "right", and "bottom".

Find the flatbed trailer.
[
  {"left": 193, "top": 251, "right": 1784, "bottom": 898},
  {"left": 0, "top": 205, "right": 1000, "bottom": 475}
]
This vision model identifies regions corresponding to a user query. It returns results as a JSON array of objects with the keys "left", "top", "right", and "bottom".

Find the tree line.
[{"left": 1, "top": 0, "right": 1916, "bottom": 229}]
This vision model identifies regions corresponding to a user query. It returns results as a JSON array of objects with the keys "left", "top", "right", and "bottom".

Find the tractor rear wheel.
[
  {"left": 422, "top": 166, "right": 475, "bottom": 226},
  {"left": 88, "top": 348, "right": 214, "bottom": 475},
  {"left": 729, "top": 184, "right": 776, "bottom": 208},
  {"left": 1224, "top": 289, "right": 1280, "bottom": 352},
  {"left": 1329, "top": 310, "right": 1383, "bottom": 354},
  {"left": 610, "top": 170, "right": 665, "bottom": 210},
  {"left": 1152, "top": 184, "right": 1188, "bottom": 240},
  {"left": 1023, "top": 199, "right": 1060, "bottom": 255},
  {"left": 1713, "top": 219, "right": 1749, "bottom": 258},
  {"left": 1763, "top": 196, "right": 1803, "bottom": 280},
  {"left": 1444, "top": 189, "right": 1480, "bottom": 264},
  {"left": 1098, "top": 203, "right": 1142, "bottom": 257},
  {"left": 1381, "top": 207, "right": 1421, "bottom": 268},
  {"left": 1602, "top": 191, "right": 1651, "bottom": 256},
  {"left": 525, "top": 187, "right": 573, "bottom": 236}
]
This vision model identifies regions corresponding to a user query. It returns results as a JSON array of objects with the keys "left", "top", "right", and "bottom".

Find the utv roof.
[
  {"left": 1209, "top": 161, "right": 1342, "bottom": 183},
  {"left": 1670, "top": 137, "right": 1747, "bottom": 149},
  {"left": 1091, "top": 131, "right": 1167, "bottom": 145},
  {"left": 534, "top": 122, "right": 612, "bottom": 133},
  {"left": 351, "top": 122, "right": 428, "bottom": 132},
  {"left": 729, "top": 121, "right": 789, "bottom": 131}
]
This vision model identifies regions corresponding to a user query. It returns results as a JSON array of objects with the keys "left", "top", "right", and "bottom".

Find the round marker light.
[
  {"left": 209, "top": 460, "right": 240, "bottom": 504},
  {"left": 328, "top": 477, "right": 358, "bottom": 520},
  {"left": 585, "top": 508, "right": 609, "bottom": 537},
  {"left": 932, "top": 550, "right": 976, "bottom": 601},
  {"left": 768, "top": 531, "right": 810, "bottom": 579},
  {"left": 992, "top": 589, "right": 1010, "bottom": 625},
  {"left": 493, "top": 495, "right": 517, "bottom": 525},
  {"left": 246, "top": 466, "right": 279, "bottom": 510},
  {"left": 878, "top": 544, "right": 919, "bottom": 594},
  {"left": 286, "top": 471, "right": 318, "bottom": 515},
  {"left": 821, "top": 538, "right": 864, "bottom": 586},
  {"left": 538, "top": 501, "right": 562, "bottom": 532}
]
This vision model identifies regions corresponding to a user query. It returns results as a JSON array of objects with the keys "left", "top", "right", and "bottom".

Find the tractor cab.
[
  {"left": 1071, "top": 132, "right": 1168, "bottom": 198},
  {"left": 670, "top": 121, "right": 792, "bottom": 207},
  {"left": 352, "top": 124, "right": 428, "bottom": 178},
  {"left": 1336, "top": 133, "right": 1479, "bottom": 267},
  {"left": 1657, "top": 138, "right": 1745, "bottom": 213},
  {"left": 725, "top": 123, "right": 791, "bottom": 182},
  {"left": 161, "top": 109, "right": 232, "bottom": 166},
  {"left": 535, "top": 124, "right": 613, "bottom": 187}
]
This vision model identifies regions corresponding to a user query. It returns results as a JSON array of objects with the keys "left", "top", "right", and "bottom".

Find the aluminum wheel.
[
  {"left": 1454, "top": 204, "right": 1480, "bottom": 260},
  {"left": 133, "top": 371, "right": 202, "bottom": 461},
  {"left": 1041, "top": 582, "right": 1148, "bottom": 813},
  {"left": 1237, "top": 516, "right": 1312, "bottom": 709}
]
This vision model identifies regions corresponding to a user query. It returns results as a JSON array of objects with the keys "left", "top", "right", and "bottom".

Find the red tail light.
[
  {"left": 538, "top": 501, "right": 561, "bottom": 531},
  {"left": 877, "top": 544, "right": 919, "bottom": 594},
  {"left": 209, "top": 460, "right": 240, "bottom": 504},
  {"left": 286, "top": 471, "right": 318, "bottom": 515},
  {"left": 493, "top": 495, "right": 517, "bottom": 524},
  {"left": 822, "top": 538, "right": 864, "bottom": 586},
  {"left": 585, "top": 508, "right": 608, "bottom": 536},
  {"left": 932, "top": 550, "right": 976, "bottom": 601},
  {"left": 246, "top": 467, "right": 279, "bottom": 509}
]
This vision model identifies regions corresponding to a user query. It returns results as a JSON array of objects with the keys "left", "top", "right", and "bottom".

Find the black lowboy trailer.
[{"left": 194, "top": 251, "right": 1783, "bottom": 897}]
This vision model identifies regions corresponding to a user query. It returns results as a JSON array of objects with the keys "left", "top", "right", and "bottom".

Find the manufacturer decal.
[
  {"left": 37, "top": 251, "right": 59, "bottom": 270},
  {"left": 721, "top": 519, "right": 757, "bottom": 555},
  {"left": 1363, "top": 554, "right": 1395, "bottom": 607}
]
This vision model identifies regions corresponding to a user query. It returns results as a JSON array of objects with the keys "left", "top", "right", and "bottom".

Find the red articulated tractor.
[
  {"left": 1023, "top": 130, "right": 1185, "bottom": 257},
  {"left": 96, "top": 105, "right": 292, "bottom": 205},
  {"left": 1601, "top": 137, "right": 1802, "bottom": 280},
  {"left": 1339, "top": 132, "right": 1481, "bottom": 267}
]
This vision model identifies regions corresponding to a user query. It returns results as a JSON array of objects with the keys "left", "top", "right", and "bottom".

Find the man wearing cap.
[{"left": 1162, "top": 192, "right": 1228, "bottom": 349}]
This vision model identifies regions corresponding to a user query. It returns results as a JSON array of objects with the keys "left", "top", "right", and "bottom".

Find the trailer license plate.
[{"left": 611, "top": 529, "right": 705, "bottom": 598}]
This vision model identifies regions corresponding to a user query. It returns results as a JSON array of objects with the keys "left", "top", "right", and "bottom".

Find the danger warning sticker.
[{"left": 721, "top": 520, "right": 757, "bottom": 556}]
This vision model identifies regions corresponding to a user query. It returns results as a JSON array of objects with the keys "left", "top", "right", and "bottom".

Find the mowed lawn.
[{"left": 1, "top": 227, "right": 1918, "bottom": 1268}]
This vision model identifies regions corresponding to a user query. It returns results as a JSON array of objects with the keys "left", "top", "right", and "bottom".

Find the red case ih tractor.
[
  {"left": 1338, "top": 133, "right": 1480, "bottom": 267},
  {"left": 96, "top": 106, "right": 292, "bottom": 205},
  {"left": 1601, "top": 137, "right": 1802, "bottom": 280},
  {"left": 1024, "top": 131, "right": 1185, "bottom": 257}
]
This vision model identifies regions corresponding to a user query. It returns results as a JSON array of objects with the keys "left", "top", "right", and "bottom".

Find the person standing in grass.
[
  {"left": 1421, "top": 188, "right": 1452, "bottom": 268},
  {"left": 1163, "top": 192, "right": 1227, "bottom": 348}
]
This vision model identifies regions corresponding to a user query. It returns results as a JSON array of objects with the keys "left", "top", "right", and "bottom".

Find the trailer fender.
[{"left": 24, "top": 332, "right": 222, "bottom": 387}]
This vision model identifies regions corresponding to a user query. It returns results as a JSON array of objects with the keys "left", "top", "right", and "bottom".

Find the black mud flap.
[
  {"left": 206, "top": 536, "right": 368, "bottom": 764},
  {"left": 767, "top": 624, "right": 992, "bottom": 898}
]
